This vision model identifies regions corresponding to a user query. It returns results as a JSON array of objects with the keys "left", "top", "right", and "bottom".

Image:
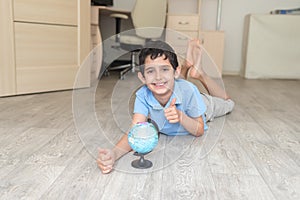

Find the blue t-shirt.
[{"left": 133, "top": 79, "right": 207, "bottom": 136}]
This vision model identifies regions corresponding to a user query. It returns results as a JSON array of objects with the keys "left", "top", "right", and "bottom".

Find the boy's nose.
[{"left": 155, "top": 70, "right": 162, "bottom": 79}]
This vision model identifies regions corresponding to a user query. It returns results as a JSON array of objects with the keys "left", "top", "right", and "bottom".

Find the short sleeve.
[
  {"left": 133, "top": 91, "right": 149, "bottom": 117},
  {"left": 185, "top": 84, "right": 207, "bottom": 118}
]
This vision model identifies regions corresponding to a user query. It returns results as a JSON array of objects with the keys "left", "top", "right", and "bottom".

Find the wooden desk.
[{"left": 90, "top": 5, "right": 132, "bottom": 79}]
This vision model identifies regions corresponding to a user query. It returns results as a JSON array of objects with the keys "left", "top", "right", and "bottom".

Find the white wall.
[{"left": 201, "top": 0, "right": 300, "bottom": 75}]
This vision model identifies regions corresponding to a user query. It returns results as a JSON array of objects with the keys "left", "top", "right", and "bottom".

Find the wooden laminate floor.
[{"left": 0, "top": 72, "right": 299, "bottom": 200}]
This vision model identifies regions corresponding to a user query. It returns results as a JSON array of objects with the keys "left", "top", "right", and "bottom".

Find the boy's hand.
[
  {"left": 97, "top": 148, "right": 116, "bottom": 174},
  {"left": 164, "top": 98, "right": 181, "bottom": 123}
]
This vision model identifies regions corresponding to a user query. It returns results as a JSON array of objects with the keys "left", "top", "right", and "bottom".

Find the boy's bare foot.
[
  {"left": 188, "top": 67, "right": 203, "bottom": 81},
  {"left": 180, "top": 39, "right": 198, "bottom": 78},
  {"left": 188, "top": 41, "right": 204, "bottom": 80},
  {"left": 185, "top": 39, "right": 200, "bottom": 67}
]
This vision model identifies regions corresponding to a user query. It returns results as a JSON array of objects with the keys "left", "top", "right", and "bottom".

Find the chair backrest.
[{"left": 131, "top": 0, "right": 167, "bottom": 38}]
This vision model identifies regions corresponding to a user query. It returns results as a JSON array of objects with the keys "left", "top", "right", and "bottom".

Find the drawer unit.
[
  {"left": 166, "top": 0, "right": 224, "bottom": 75},
  {"left": 166, "top": 13, "right": 199, "bottom": 63},
  {"left": 166, "top": 0, "right": 201, "bottom": 64}
]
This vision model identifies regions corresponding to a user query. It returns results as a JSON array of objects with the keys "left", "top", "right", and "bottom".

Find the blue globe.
[{"left": 128, "top": 122, "right": 158, "bottom": 154}]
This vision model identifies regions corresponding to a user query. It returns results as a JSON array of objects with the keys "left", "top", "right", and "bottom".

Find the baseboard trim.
[{"left": 222, "top": 70, "right": 241, "bottom": 76}]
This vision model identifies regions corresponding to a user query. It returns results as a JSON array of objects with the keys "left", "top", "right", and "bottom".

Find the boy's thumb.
[
  {"left": 169, "top": 98, "right": 176, "bottom": 107},
  {"left": 98, "top": 148, "right": 107, "bottom": 154}
]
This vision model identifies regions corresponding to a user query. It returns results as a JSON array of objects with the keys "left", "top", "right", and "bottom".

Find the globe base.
[{"left": 131, "top": 154, "right": 153, "bottom": 169}]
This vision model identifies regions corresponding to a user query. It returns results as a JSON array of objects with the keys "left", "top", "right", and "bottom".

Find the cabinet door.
[
  {"left": 90, "top": 25, "right": 102, "bottom": 79},
  {"left": 0, "top": 0, "right": 16, "bottom": 96},
  {"left": 199, "top": 31, "right": 224, "bottom": 74},
  {"left": 13, "top": 0, "right": 78, "bottom": 25},
  {"left": 14, "top": 23, "right": 79, "bottom": 94}
]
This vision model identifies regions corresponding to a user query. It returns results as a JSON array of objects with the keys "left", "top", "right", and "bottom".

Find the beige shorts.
[{"left": 201, "top": 93, "right": 235, "bottom": 122}]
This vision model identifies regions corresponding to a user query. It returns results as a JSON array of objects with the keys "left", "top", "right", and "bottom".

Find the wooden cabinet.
[
  {"left": 166, "top": 0, "right": 224, "bottom": 74},
  {"left": 0, "top": 0, "right": 90, "bottom": 97},
  {"left": 199, "top": 31, "right": 224, "bottom": 73}
]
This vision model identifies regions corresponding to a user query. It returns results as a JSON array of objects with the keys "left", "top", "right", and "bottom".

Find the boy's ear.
[
  {"left": 137, "top": 72, "right": 146, "bottom": 83},
  {"left": 174, "top": 66, "right": 181, "bottom": 79}
]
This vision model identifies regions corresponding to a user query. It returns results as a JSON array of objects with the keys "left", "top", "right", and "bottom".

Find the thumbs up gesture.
[{"left": 164, "top": 98, "right": 181, "bottom": 123}]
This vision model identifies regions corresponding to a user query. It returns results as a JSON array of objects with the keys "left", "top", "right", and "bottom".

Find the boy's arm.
[
  {"left": 113, "top": 113, "right": 148, "bottom": 160},
  {"left": 97, "top": 113, "right": 147, "bottom": 173},
  {"left": 165, "top": 98, "right": 204, "bottom": 137},
  {"left": 179, "top": 112, "right": 204, "bottom": 137}
]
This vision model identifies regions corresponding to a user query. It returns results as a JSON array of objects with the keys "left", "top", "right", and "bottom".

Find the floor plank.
[
  {"left": 41, "top": 148, "right": 104, "bottom": 200},
  {"left": 229, "top": 121, "right": 300, "bottom": 200},
  {"left": 160, "top": 135, "right": 218, "bottom": 200},
  {"left": 212, "top": 173, "right": 275, "bottom": 200},
  {"left": 0, "top": 128, "right": 61, "bottom": 181}
]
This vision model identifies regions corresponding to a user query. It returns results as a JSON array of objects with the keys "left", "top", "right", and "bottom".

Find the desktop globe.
[
  {"left": 128, "top": 122, "right": 158, "bottom": 154},
  {"left": 128, "top": 122, "right": 159, "bottom": 169}
]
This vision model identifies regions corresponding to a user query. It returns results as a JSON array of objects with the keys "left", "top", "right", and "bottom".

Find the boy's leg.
[
  {"left": 201, "top": 93, "right": 235, "bottom": 122},
  {"left": 186, "top": 39, "right": 230, "bottom": 100},
  {"left": 179, "top": 62, "right": 189, "bottom": 79}
]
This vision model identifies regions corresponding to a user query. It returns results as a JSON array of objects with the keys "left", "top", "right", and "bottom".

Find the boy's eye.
[
  {"left": 162, "top": 68, "right": 170, "bottom": 71},
  {"left": 146, "top": 70, "right": 154, "bottom": 74}
]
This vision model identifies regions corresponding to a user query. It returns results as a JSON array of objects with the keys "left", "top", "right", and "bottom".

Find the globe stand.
[{"left": 131, "top": 152, "right": 153, "bottom": 169}]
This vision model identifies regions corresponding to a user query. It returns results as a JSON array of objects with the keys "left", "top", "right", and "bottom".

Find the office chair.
[{"left": 108, "top": 0, "right": 167, "bottom": 79}]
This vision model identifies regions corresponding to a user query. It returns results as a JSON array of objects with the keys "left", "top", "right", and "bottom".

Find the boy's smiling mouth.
[{"left": 152, "top": 81, "right": 167, "bottom": 87}]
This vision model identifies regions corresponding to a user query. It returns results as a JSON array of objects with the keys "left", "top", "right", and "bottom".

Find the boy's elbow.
[
  {"left": 194, "top": 126, "right": 204, "bottom": 137},
  {"left": 194, "top": 131, "right": 204, "bottom": 137}
]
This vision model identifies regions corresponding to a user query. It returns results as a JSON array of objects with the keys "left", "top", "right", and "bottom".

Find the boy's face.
[{"left": 138, "top": 55, "right": 181, "bottom": 100}]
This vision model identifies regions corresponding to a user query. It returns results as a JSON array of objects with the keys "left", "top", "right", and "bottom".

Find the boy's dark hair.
[{"left": 139, "top": 40, "right": 179, "bottom": 74}]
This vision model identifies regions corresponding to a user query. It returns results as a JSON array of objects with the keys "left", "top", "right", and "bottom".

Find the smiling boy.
[{"left": 97, "top": 40, "right": 234, "bottom": 173}]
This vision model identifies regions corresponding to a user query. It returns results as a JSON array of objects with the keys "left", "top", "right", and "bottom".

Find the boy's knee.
[
  {"left": 226, "top": 99, "right": 235, "bottom": 114},
  {"left": 207, "top": 98, "right": 235, "bottom": 122}
]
